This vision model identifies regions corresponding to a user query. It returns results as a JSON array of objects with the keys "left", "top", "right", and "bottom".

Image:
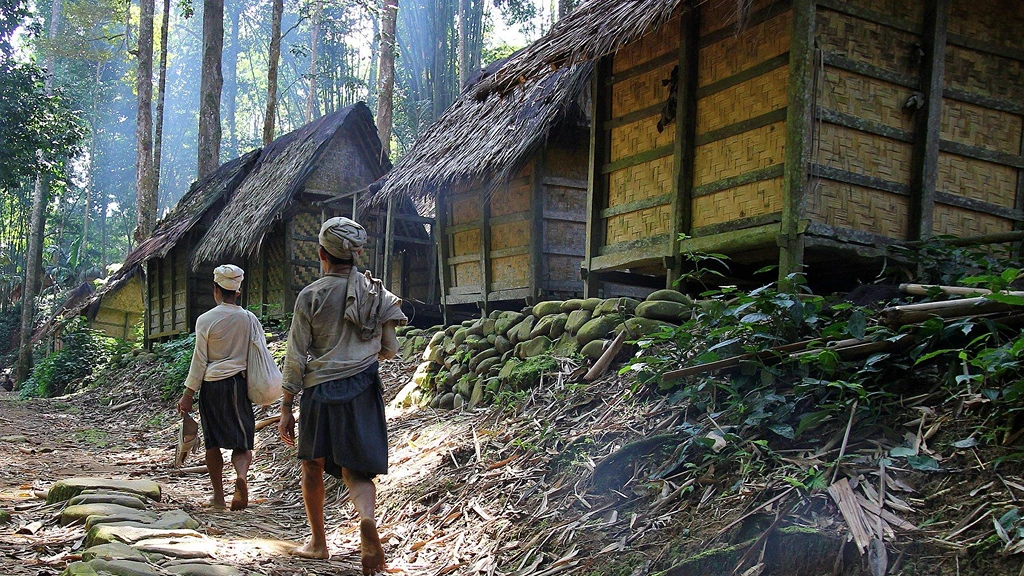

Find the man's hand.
[
  {"left": 177, "top": 392, "right": 194, "bottom": 416},
  {"left": 279, "top": 409, "right": 296, "bottom": 447}
]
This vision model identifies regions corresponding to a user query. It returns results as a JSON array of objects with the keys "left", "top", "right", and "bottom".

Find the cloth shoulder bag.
[{"left": 246, "top": 313, "right": 282, "bottom": 406}]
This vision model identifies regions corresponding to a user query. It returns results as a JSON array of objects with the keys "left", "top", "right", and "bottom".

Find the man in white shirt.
[{"left": 178, "top": 264, "right": 263, "bottom": 510}]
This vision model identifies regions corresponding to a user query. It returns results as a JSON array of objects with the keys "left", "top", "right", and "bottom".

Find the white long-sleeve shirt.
[{"left": 183, "top": 303, "right": 258, "bottom": 392}]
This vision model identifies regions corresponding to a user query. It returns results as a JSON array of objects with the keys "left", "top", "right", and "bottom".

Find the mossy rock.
[
  {"left": 575, "top": 314, "right": 622, "bottom": 346},
  {"left": 494, "top": 311, "right": 526, "bottom": 336},
  {"left": 475, "top": 356, "right": 502, "bottom": 376},
  {"left": 532, "top": 301, "right": 563, "bottom": 318},
  {"left": 427, "top": 331, "right": 446, "bottom": 347},
  {"left": 515, "top": 336, "right": 553, "bottom": 359},
  {"left": 466, "top": 334, "right": 490, "bottom": 351},
  {"left": 595, "top": 297, "right": 640, "bottom": 316},
  {"left": 469, "top": 348, "right": 500, "bottom": 371},
  {"left": 560, "top": 299, "right": 585, "bottom": 312},
  {"left": 452, "top": 328, "right": 469, "bottom": 346},
  {"left": 498, "top": 358, "right": 523, "bottom": 381},
  {"left": 549, "top": 313, "right": 569, "bottom": 340},
  {"left": 635, "top": 300, "right": 691, "bottom": 323},
  {"left": 0, "top": 509, "right": 11, "bottom": 525},
  {"left": 529, "top": 314, "right": 556, "bottom": 339},
  {"left": 442, "top": 338, "right": 458, "bottom": 355},
  {"left": 580, "top": 297, "right": 603, "bottom": 312},
  {"left": 445, "top": 324, "right": 460, "bottom": 336},
  {"left": 454, "top": 376, "right": 473, "bottom": 398},
  {"left": 422, "top": 344, "right": 443, "bottom": 363},
  {"left": 395, "top": 325, "right": 415, "bottom": 337},
  {"left": 551, "top": 334, "right": 579, "bottom": 358},
  {"left": 508, "top": 316, "right": 536, "bottom": 345},
  {"left": 85, "top": 525, "right": 201, "bottom": 547},
  {"left": 469, "top": 379, "right": 489, "bottom": 409},
  {"left": 581, "top": 339, "right": 607, "bottom": 360},
  {"left": 81, "top": 542, "right": 148, "bottom": 562},
  {"left": 68, "top": 493, "right": 147, "bottom": 510},
  {"left": 616, "top": 317, "right": 676, "bottom": 338},
  {"left": 438, "top": 392, "right": 456, "bottom": 410},
  {"left": 466, "top": 320, "right": 485, "bottom": 337},
  {"left": 62, "top": 562, "right": 101, "bottom": 576},
  {"left": 481, "top": 318, "right": 496, "bottom": 336},
  {"left": 62, "top": 503, "right": 149, "bottom": 526},
  {"left": 494, "top": 335, "right": 513, "bottom": 355},
  {"left": 48, "top": 479, "right": 161, "bottom": 505},
  {"left": 565, "top": 309, "right": 593, "bottom": 336},
  {"left": 407, "top": 328, "right": 425, "bottom": 337}
]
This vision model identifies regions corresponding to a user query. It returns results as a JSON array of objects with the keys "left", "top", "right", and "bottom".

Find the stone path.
[{"left": 50, "top": 477, "right": 242, "bottom": 576}]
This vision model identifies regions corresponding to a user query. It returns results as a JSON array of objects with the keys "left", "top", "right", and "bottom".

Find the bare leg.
[
  {"left": 205, "top": 449, "right": 226, "bottom": 509},
  {"left": 292, "top": 458, "right": 330, "bottom": 559},
  {"left": 230, "top": 449, "right": 252, "bottom": 511},
  {"left": 343, "top": 467, "right": 385, "bottom": 576}
]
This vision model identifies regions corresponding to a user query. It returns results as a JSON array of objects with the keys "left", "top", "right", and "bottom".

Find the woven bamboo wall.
[
  {"left": 447, "top": 183, "right": 483, "bottom": 292},
  {"left": 247, "top": 222, "right": 288, "bottom": 318},
  {"left": 147, "top": 243, "right": 188, "bottom": 338},
  {"left": 92, "top": 275, "right": 144, "bottom": 340},
  {"left": 690, "top": 3, "right": 791, "bottom": 231},
  {"left": 488, "top": 164, "right": 533, "bottom": 292},
  {"left": 808, "top": 1, "right": 922, "bottom": 239},
  {"left": 935, "top": 0, "right": 1024, "bottom": 236},
  {"left": 542, "top": 139, "right": 588, "bottom": 294},
  {"left": 291, "top": 210, "right": 322, "bottom": 290}
]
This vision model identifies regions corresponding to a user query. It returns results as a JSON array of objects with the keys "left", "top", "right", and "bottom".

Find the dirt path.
[{"left": 0, "top": 385, "right": 373, "bottom": 575}]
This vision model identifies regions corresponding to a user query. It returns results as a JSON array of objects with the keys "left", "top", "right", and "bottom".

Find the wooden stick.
[
  {"left": 584, "top": 330, "right": 627, "bottom": 382},
  {"left": 884, "top": 297, "right": 1021, "bottom": 327},
  {"left": 255, "top": 415, "right": 281, "bottom": 432},
  {"left": 899, "top": 283, "right": 991, "bottom": 297},
  {"left": 110, "top": 398, "right": 140, "bottom": 411}
]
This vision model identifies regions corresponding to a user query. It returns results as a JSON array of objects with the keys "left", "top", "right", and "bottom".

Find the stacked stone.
[
  {"left": 49, "top": 477, "right": 241, "bottom": 576},
  {"left": 393, "top": 290, "right": 696, "bottom": 411}
]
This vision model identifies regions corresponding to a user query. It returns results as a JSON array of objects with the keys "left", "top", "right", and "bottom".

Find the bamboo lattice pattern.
[
  {"left": 694, "top": 121, "right": 785, "bottom": 186},
  {"left": 611, "top": 114, "right": 674, "bottom": 162},
  {"left": 933, "top": 204, "right": 1012, "bottom": 237},
  {"left": 937, "top": 153, "right": 1018, "bottom": 207},
  {"left": 608, "top": 155, "right": 674, "bottom": 207},
  {"left": 818, "top": 123, "right": 914, "bottom": 185},
  {"left": 612, "top": 15, "right": 679, "bottom": 74},
  {"left": 612, "top": 62, "right": 676, "bottom": 118},
  {"left": 698, "top": 10, "right": 791, "bottom": 87},
  {"left": 695, "top": 66, "right": 788, "bottom": 135},
  {"left": 816, "top": 9, "right": 920, "bottom": 79},
  {"left": 940, "top": 99, "right": 1022, "bottom": 154},
  {"left": 820, "top": 68, "right": 916, "bottom": 133},
  {"left": 606, "top": 204, "right": 672, "bottom": 244},
  {"left": 807, "top": 181, "right": 909, "bottom": 239},
  {"left": 692, "top": 176, "right": 782, "bottom": 228}
]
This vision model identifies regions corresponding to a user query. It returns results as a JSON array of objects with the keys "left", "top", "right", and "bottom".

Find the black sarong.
[
  {"left": 198, "top": 373, "right": 255, "bottom": 450},
  {"left": 297, "top": 362, "right": 387, "bottom": 478}
]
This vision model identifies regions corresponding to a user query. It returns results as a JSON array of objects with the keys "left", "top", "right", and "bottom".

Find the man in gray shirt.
[{"left": 279, "top": 217, "right": 406, "bottom": 575}]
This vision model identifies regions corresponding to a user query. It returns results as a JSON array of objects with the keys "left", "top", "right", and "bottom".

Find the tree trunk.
[
  {"left": 263, "top": 0, "right": 283, "bottom": 145},
  {"left": 153, "top": 0, "right": 171, "bottom": 207},
  {"left": 135, "top": 0, "right": 156, "bottom": 242},
  {"left": 82, "top": 60, "right": 102, "bottom": 270},
  {"left": 224, "top": 0, "right": 239, "bottom": 157},
  {"left": 305, "top": 0, "right": 321, "bottom": 123},
  {"left": 558, "top": 0, "right": 576, "bottom": 20},
  {"left": 458, "top": 0, "right": 483, "bottom": 87},
  {"left": 376, "top": 0, "right": 397, "bottom": 155},
  {"left": 197, "top": 0, "right": 224, "bottom": 179},
  {"left": 17, "top": 0, "right": 62, "bottom": 386}
]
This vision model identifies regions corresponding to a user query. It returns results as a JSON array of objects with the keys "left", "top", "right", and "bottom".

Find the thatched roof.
[
  {"left": 192, "top": 102, "right": 388, "bottom": 266},
  {"left": 371, "top": 56, "right": 591, "bottom": 205},
  {"left": 96, "top": 149, "right": 261, "bottom": 298},
  {"left": 473, "top": 0, "right": 691, "bottom": 98}
]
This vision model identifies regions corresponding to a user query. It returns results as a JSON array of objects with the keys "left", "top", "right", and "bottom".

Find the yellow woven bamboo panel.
[
  {"left": 452, "top": 229, "right": 481, "bottom": 257},
  {"left": 106, "top": 275, "right": 144, "bottom": 313},
  {"left": 933, "top": 204, "right": 1012, "bottom": 237},
  {"left": 692, "top": 176, "right": 782, "bottom": 227},
  {"left": 491, "top": 219, "right": 531, "bottom": 251},
  {"left": 698, "top": 11, "right": 791, "bottom": 87},
  {"left": 945, "top": 45, "right": 1024, "bottom": 104},
  {"left": 949, "top": 0, "right": 1024, "bottom": 51},
  {"left": 294, "top": 234, "right": 319, "bottom": 264},
  {"left": 266, "top": 233, "right": 285, "bottom": 291},
  {"left": 820, "top": 68, "right": 917, "bottom": 132},
  {"left": 807, "top": 180, "right": 908, "bottom": 239},
  {"left": 489, "top": 255, "right": 529, "bottom": 290},
  {"left": 816, "top": 9, "right": 920, "bottom": 78},
  {"left": 547, "top": 255, "right": 584, "bottom": 284},
  {"left": 817, "top": 123, "right": 913, "bottom": 184},
  {"left": 696, "top": 66, "right": 788, "bottom": 135},
  {"left": 453, "top": 262, "right": 482, "bottom": 288},
  {"left": 700, "top": 0, "right": 777, "bottom": 36},
  {"left": 450, "top": 195, "right": 482, "bottom": 225},
  {"left": 844, "top": 0, "right": 923, "bottom": 24},
  {"left": 491, "top": 165, "right": 533, "bottom": 218},
  {"left": 937, "top": 153, "right": 1018, "bottom": 207},
  {"left": 545, "top": 144, "right": 588, "bottom": 180},
  {"left": 610, "top": 114, "right": 675, "bottom": 162},
  {"left": 293, "top": 211, "right": 320, "bottom": 239},
  {"left": 607, "top": 155, "right": 674, "bottom": 207},
  {"left": 612, "top": 62, "right": 676, "bottom": 118},
  {"left": 693, "top": 121, "right": 785, "bottom": 186},
  {"left": 941, "top": 99, "right": 1022, "bottom": 154},
  {"left": 605, "top": 204, "right": 672, "bottom": 245},
  {"left": 613, "top": 15, "right": 680, "bottom": 74}
]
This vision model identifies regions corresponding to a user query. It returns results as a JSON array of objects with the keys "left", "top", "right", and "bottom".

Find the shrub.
[
  {"left": 153, "top": 333, "right": 196, "bottom": 401},
  {"left": 21, "top": 317, "right": 116, "bottom": 398}
]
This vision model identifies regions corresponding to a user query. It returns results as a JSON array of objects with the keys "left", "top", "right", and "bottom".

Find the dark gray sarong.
[
  {"left": 297, "top": 362, "right": 387, "bottom": 478},
  {"left": 197, "top": 373, "right": 255, "bottom": 450}
]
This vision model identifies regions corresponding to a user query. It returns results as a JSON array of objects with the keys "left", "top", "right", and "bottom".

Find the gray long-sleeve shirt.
[{"left": 184, "top": 303, "right": 259, "bottom": 392}]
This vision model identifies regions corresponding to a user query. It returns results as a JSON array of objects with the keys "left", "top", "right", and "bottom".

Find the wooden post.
[
  {"left": 584, "top": 57, "right": 612, "bottom": 298},
  {"left": 668, "top": 8, "right": 699, "bottom": 288},
  {"left": 530, "top": 156, "right": 546, "bottom": 303},
  {"left": 157, "top": 257, "right": 165, "bottom": 335},
  {"left": 478, "top": 191, "right": 492, "bottom": 315},
  {"left": 908, "top": 0, "right": 949, "bottom": 241},
  {"left": 383, "top": 197, "right": 396, "bottom": 290},
  {"left": 435, "top": 193, "right": 451, "bottom": 324},
  {"left": 260, "top": 240, "right": 269, "bottom": 317},
  {"left": 779, "top": 0, "right": 815, "bottom": 286},
  {"left": 284, "top": 219, "right": 297, "bottom": 314}
]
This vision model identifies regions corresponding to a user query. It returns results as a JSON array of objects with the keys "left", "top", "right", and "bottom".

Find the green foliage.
[
  {"left": 505, "top": 355, "right": 557, "bottom": 390},
  {"left": 153, "top": 333, "right": 196, "bottom": 401},
  {"left": 0, "top": 303, "right": 22, "bottom": 364},
  {"left": 21, "top": 317, "right": 116, "bottom": 398}
]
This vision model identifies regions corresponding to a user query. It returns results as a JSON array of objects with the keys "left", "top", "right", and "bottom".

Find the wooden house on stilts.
[
  {"left": 475, "top": 0, "right": 1024, "bottom": 294},
  {"left": 371, "top": 58, "right": 592, "bottom": 316}
]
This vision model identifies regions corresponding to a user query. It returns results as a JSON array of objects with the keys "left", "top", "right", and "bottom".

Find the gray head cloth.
[
  {"left": 319, "top": 216, "right": 367, "bottom": 260},
  {"left": 213, "top": 264, "right": 244, "bottom": 291}
]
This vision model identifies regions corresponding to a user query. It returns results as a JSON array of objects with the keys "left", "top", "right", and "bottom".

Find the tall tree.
[
  {"left": 135, "top": 0, "right": 156, "bottom": 242},
  {"left": 262, "top": 0, "right": 283, "bottom": 144},
  {"left": 197, "top": 0, "right": 223, "bottom": 178},
  {"left": 223, "top": 0, "right": 239, "bottom": 156},
  {"left": 305, "top": 0, "right": 322, "bottom": 122},
  {"left": 376, "top": 0, "right": 397, "bottom": 155},
  {"left": 153, "top": 0, "right": 170, "bottom": 200},
  {"left": 457, "top": 0, "right": 483, "bottom": 87},
  {"left": 16, "top": 0, "right": 62, "bottom": 385}
]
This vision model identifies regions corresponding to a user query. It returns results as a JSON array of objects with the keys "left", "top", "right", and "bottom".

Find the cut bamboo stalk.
[
  {"left": 898, "top": 283, "right": 991, "bottom": 297},
  {"left": 883, "top": 296, "right": 1022, "bottom": 327},
  {"left": 585, "top": 330, "right": 627, "bottom": 382}
]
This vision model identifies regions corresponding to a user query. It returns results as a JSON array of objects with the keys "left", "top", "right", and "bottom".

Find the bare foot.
[
  {"left": 359, "top": 518, "right": 386, "bottom": 575},
  {"left": 204, "top": 497, "right": 226, "bottom": 510},
  {"left": 230, "top": 478, "right": 248, "bottom": 511},
  {"left": 291, "top": 540, "right": 330, "bottom": 560}
]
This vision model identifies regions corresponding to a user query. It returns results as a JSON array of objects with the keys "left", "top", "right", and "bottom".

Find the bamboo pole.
[
  {"left": 883, "top": 296, "right": 1023, "bottom": 328},
  {"left": 898, "top": 283, "right": 991, "bottom": 297}
]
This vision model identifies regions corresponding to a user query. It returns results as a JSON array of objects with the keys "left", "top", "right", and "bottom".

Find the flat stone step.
[
  {"left": 81, "top": 542, "right": 149, "bottom": 562},
  {"left": 166, "top": 564, "right": 243, "bottom": 576},
  {"left": 48, "top": 478, "right": 162, "bottom": 504},
  {"left": 133, "top": 536, "right": 217, "bottom": 559},
  {"left": 62, "top": 503, "right": 153, "bottom": 526},
  {"left": 86, "top": 524, "right": 205, "bottom": 548},
  {"left": 69, "top": 493, "right": 148, "bottom": 509},
  {"left": 86, "top": 510, "right": 198, "bottom": 531}
]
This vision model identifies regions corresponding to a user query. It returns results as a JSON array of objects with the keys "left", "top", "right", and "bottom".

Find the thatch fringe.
[{"left": 370, "top": 59, "right": 591, "bottom": 206}]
